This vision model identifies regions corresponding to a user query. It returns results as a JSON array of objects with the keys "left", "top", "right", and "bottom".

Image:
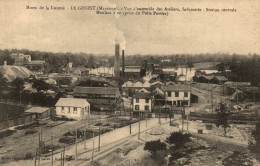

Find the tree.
[
  {"left": 144, "top": 139, "right": 167, "bottom": 158},
  {"left": 11, "top": 78, "right": 25, "bottom": 102},
  {"left": 32, "top": 79, "right": 50, "bottom": 92},
  {"left": 88, "top": 56, "right": 95, "bottom": 69},
  {"left": 216, "top": 62, "right": 225, "bottom": 72},
  {"left": 0, "top": 73, "right": 7, "bottom": 100},
  {"left": 215, "top": 103, "right": 231, "bottom": 135},
  {"left": 166, "top": 131, "right": 191, "bottom": 150},
  {"left": 249, "top": 120, "right": 260, "bottom": 161}
]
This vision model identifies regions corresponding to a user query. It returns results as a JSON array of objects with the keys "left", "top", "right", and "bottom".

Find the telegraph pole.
[
  {"left": 92, "top": 132, "right": 94, "bottom": 162},
  {"left": 84, "top": 117, "right": 87, "bottom": 150},
  {"left": 138, "top": 112, "right": 140, "bottom": 139},
  {"left": 34, "top": 147, "right": 38, "bottom": 166},
  {"left": 51, "top": 136, "right": 53, "bottom": 166},
  {"left": 75, "top": 128, "right": 77, "bottom": 161},
  {"left": 211, "top": 88, "right": 214, "bottom": 112}
]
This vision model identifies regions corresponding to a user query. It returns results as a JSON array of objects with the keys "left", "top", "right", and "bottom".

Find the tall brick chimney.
[
  {"left": 122, "top": 50, "right": 125, "bottom": 76},
  {"left": 114, "top": 44, "right": 120, "bottom": 77}
]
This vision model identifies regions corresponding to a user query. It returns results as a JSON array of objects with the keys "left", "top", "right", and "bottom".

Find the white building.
[
  {"left": 164, "top": 84, "right": 191, "bottom": 107},
  {"left": 132, "top": 92, "right": 152, "bottom": 112},
  {"left": 55, "top": 98, "right": 90, "bottom": 120}
]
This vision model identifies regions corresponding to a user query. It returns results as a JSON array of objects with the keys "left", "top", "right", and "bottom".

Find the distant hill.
[{"left": 0, "top": 65, "right": 32, "bottom": 82}]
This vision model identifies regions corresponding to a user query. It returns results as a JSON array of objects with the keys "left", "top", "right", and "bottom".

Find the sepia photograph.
[{"left": 0, "top": 0, "right": 259, "bottom": 165}]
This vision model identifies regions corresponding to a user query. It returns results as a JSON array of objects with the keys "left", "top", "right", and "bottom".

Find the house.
[
  {"left": 150, "top": 81, "right": 163, "bottom": 90},
  {"left": 11, "top": 53, "right": 31, "bottom": 66},
  {"left": 122, "top": 81, "right": 151, "bottom": 96},
  {"left": 211, "top": 76, "right": 228, "bottom": 84},
  {"left": 132, "top": 92, "right": 152, "bottom": 116},
  {"left": 25, "top": 107, "right": 51, "bottom": 120},
  {"left": 153, "top": 88, "right": 165, "bottom": 106},
  {"left": 163, "top": 84, "right": 191, "bottom": 107},
  {"left": 159, "top": 70, "right": 177, "bottom": 82},
  {"left": 73, "top": 68, "right": 89, "bottom": 76},
  {"left": 55, "top": 98, "right": 90, "bottom": 120},
  {"left": 123, "top": 66, "right": 141, "bottom": 79},
  {"left": 73, "top": 86, "right": 121, "bottom": 105}
]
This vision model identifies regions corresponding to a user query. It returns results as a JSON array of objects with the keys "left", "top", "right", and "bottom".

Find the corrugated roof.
[
  {"left": 133, "top": 92, "right": 152, "bottom": 99},
  {"left": 74, "top": 86, "right": 119, "bottom": 95},
  {"left": 124, "top": 68, "right": 140, "bottom": 73},
  {"left": 55, "top": 98, "right": 89, "bottom": 107},
  {"left": 164, "top": 84, "right": 190, "bottom": 91},
  {"left": 214, "top": 76, "right": 228, "bottom": 81},
  {"left": 25, "top": 107, "right": 49, "bottom": 113}
]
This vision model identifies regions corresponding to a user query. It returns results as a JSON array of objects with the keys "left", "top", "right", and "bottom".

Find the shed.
[{"left": 25, "top": 107, "right": 51, "bottom": 120}]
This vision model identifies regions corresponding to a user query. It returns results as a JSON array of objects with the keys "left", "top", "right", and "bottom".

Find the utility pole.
[
  {"left": 60, "top": 152, "right": 63, "bottom": 166},
  {"left": 84, "top": 117, "right": 87, "bottom": 150},
  {"left": 187, "top": 114, "right": 189, "bottom": 130},
  {"left": 145, "top": 112, "right": 147, "bottom": 128},
  {"left": 51, "top": 136, "right": 53, "bottom": 166},
  {"left": 159, "top": 107, "right": 161, "bottom": 125},
  {"left": 38, "top": 133, "right": 41, "bottom": 166},
  {"left": 98, "top": 111, "right": 101, "bottom": 151},
  {"left": 62, "top": 147, "right": 65, "bottom": 166},
  {"left": 75, "top": 128, "right": 77, "bottom": 161},
  {"left": 34, "top": 147, "right": 38, "bottom": 166},
  {"left": 182, "top": 101, "right": 184, "bottom": 132},
  {"left": 92, "top": 132, "right": 94, "bottom": 162},
  {"left": 211, "top": 88, "right": 214, "bottom": 112},
  {"left": 138, "top": 112, "right": 140, "bottom": 139}
]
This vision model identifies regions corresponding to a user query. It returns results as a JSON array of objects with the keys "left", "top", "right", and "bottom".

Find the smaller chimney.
[
  {"left": 122, "top": 50, "right": 125, "bottom": 76},
  {"left": 4, "top": 61, "right": 7, "bottom": 66}
]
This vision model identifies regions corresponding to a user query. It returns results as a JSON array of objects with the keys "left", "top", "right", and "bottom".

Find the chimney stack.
[
  {"left": 122, "top": 50, "right": 125, "bottom": 77},
  {"left": 114, "top": 44, "right": 120, "bottom": 77}
]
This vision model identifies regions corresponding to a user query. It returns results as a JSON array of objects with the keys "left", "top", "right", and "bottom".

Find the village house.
[
  {"left": 73, "top": 68, "right": 89, "bottom": 77},
  {"left": 73, "top": 86, "right": 121, "bottom": 105},
  {"left": 123, "top": 66, "right": 141, "bottom": 79},
  {"left": 25, "top": 107, "right": 51, "bottom": 120},
  {"left": 132, "top": 92, "right": 152, "bottom": 116},
  {"left": 55, "top": 98, "right": 90, "bottom": 120},
  {"left": 159, "top": 70, "right": 177, "bottom": 82},
  {"left": 163, "top": 84, "right": 191, "bottom": 107},
  {"left": 122, "top": 81, "right": 151, "bottom": 96}
]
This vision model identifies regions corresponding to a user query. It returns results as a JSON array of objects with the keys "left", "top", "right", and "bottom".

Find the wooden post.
[
  {"left": 34, "top": 147, "right": 38, "bottom": 166},
  {"left": 60, "top": 152, "right": 63, "bottom": 166},
  {"left": 138, "top": 112, "right": 140, "bottom": 139},
  {"left": 75, "top": 128, "right": 77, "bottom": 161},
  {"left": 84, "top": 118, "right": 87, "bottom": 150},
  {"left": 92, "top": 132, "right": 94, "bottom": 162},
  {"left": 51, "top": 136, "right": 53, "bottom": 166},
  {"left": 63, "top": 147, "right": 65, "bottom": 166},
  {"left": 98, "top": 125, "right": 101, "bottom": 151}
]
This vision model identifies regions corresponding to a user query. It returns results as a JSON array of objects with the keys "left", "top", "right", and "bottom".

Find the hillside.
[{"left": 0, "top": 65, "right": 32, "bottom": 82}]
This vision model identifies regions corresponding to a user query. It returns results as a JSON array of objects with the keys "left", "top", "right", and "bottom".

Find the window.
[
  {"left": 183, "top": 100, "right": 189, "bottom": 106},
  {"left": 173, "top": 101, "right": 176, "bottom": 105},
  {"left": 168, "top": 91, "right": 171, "bottom": 97},
  {"left": 67, "top": 108, "right": 71, "bottom": 114},
  {"left": 184, "top": 92, "right": 188, "bottom": 97},
  {"left": 175, "top": 92, "right": 179, "bottom": 97},
  {"left": 135, "top": 105, "right": 139, "bottom": 110},
  {"left": 73, "top": 107, "right": 77, "bottom": 114},
  {"left": 61, "top": 107, "right": 65, "bottom": 113},
  {"left": 145, "top": 106, "right": 149, "bottom": 111},
  {"left": 136, "top": 98, "right": 139, "bottom": 103},
  {"left": 145, "top": 98, "right": 149, "bottom": 103}
]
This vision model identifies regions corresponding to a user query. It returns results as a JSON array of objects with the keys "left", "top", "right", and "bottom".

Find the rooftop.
[
  {"left": 55, "top": 98, "right": 89, "bottom": 107},
  {"left": 163, "top": 84, "right": 190, "bottom": 92},
  {"left": 25, "top": 107, "right": 49, "bottom": 114},
  {"left": 133, "top": 92, "right": 152, "bottom": 99},
  {"left": 74, "top": 86, "right": 120, "bottom": 95}
]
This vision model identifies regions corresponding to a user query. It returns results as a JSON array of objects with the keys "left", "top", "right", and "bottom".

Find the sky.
[{"left": 0, "top": 0, "right": 259, "bottom": 55}]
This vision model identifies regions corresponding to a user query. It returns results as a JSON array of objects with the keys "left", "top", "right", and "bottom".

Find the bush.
[
  {"left": 25, "top": 152, "right": 33, "bottom": 159},
  {"left": 166, "top": 131, "right": 191, "bottom": 150},
  {"left": 144, "top": 139, "right": 167, "bottom": 158},
  {"left": 25, "top": 130, "right": 37, "bottom": 135},
  {"left": 0, "top": 130, "right": 16, "bottom": 139},
  {"left": 59, "top": 137, "right": 75, "bottom": 144}
]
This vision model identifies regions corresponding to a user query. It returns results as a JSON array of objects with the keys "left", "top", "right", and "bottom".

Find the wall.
[
  {"left": 56, "top": 104, "right": 90, "bottom": 120},
  {"left": 166, "top": 91, "right": 191, "bottom": 106},
  {"left": 133, "top": 98, "right": 152, "bottom": 112},
  {"left": 0, "top": 113, "right": 35, "bottom": 130}
]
